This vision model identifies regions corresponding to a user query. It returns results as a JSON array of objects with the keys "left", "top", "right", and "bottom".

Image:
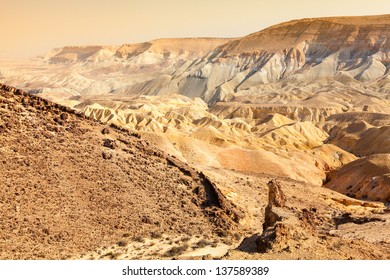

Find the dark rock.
[
  {"left": 103, "top": 139, "right": 117, "bottom": 149},
  {"left": 101, "top": 128, "right": 110, "bottom": 135},
  {"left": 60, "top": 113, "right": 68, "bottom": 121},
  {"left": 117, "top": 240, "right": 127, "bottom": 247},
  {"left": 53, "top": 117, "right": 64, "bottom": 126},
  {"left": 102, "top": 151, "right": 113, "bottom": 160}
]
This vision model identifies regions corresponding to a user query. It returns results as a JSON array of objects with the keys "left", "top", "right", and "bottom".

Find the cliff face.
[
  {"left": 44, "top": 38, "right": 232, "bottom": 65},
  {"left": 218, "top": 15, "right": 390, "bottom": 54},
  {"left": 176, "top": 15, "right": 390, "bottom": 103},
  {"left": 115, "top": 38, "right": 233, "bottom": 60},
  {"left": 43, "top": 45, "right": 120, "bottom": 63}
]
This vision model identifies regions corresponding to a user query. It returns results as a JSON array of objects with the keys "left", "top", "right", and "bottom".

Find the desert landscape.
[{"left": 0, "top": 14, "right": 389, "bottom": 260}]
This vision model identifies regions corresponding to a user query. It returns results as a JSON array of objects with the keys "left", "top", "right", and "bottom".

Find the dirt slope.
[
  {"left": 325, "top": 154, "right": 390, "bottom": 201},
  {"left": 0, "top": 83, "right": 240, "bottom": 259}
]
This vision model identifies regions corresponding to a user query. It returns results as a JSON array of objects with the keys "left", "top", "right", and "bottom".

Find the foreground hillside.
[{"left": 0, "top": 83, "right": 241, "bottom": 259}]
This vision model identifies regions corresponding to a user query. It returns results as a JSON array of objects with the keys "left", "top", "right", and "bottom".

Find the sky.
[{"left": 1, "top": 0, "right": 389, "bottom": 58}]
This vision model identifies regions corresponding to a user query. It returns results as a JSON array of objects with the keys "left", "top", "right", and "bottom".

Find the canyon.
[{"left": 0, "top": 14, "right": 389, "bottom": 259}]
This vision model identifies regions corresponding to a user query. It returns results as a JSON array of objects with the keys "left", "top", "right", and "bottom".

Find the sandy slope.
[{"left": 325, "top": 154, "right": 390, "bottom": 201}]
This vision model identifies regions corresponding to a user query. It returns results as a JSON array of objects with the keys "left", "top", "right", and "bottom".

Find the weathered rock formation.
[
  {"left": 257, "top": 180, "right": 317, "bottom": 253},
  {"left": 262, "top": 180, "right": 287, "bottom": 230}
]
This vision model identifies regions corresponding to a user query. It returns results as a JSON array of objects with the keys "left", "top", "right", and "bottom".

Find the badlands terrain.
[{"left": 0, "top": 14, "right": 390, "bottom": 259}]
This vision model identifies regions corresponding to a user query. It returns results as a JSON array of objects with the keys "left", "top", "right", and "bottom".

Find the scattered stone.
[
  {"left": 101, "top": 128, "right": 110, "bottom": 135},
  {"left": 60, "top": 113, "right": 69, "bottom": 121},
  {"left": 53, "top": 117, "right": 64, "bottom": 126},
  {"left": 103, "top": 139, "right": 116, "bottom": 149},
  {"left": 102, "top": 151, "right": 113, "bottom": 160}
]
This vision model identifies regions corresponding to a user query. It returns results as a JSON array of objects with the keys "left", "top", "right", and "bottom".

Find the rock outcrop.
[
  {"left": 257, "top": 180, "right": 317, "bottom": 253},
  {"left": 262, "top": 180, "right": 287, "bottom": 230}
]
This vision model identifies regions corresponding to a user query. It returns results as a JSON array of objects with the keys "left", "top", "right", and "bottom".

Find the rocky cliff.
[{"left": 175, "top": 14, "right": 390, "bottom": 103}]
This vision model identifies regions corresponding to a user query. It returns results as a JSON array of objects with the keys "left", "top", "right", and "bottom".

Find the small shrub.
[
  {"left": 233, "top": 233, "right": 241, "bottom": 241},
  {"left": 193, "top": 239, "right": 210, "bottom": 249},
  {"left": 180, "top": 236, "right": 191, "bottom": 242},
  {"left": 163, "top": 244, "right": 189, "bottom": 257},
  {"left": 222, "top": 238, "right": 233, "bottom": 246},
  {"left": 150, "top": 232, "right": 163, "bottom": 239},
  {"left": 133, "top": 235, "right": 145, "bottom": 243}
]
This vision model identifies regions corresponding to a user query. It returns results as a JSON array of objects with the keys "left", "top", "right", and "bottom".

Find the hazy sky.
[{"left": 1, "top": 0, "right": 389, "bottom": 58}]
